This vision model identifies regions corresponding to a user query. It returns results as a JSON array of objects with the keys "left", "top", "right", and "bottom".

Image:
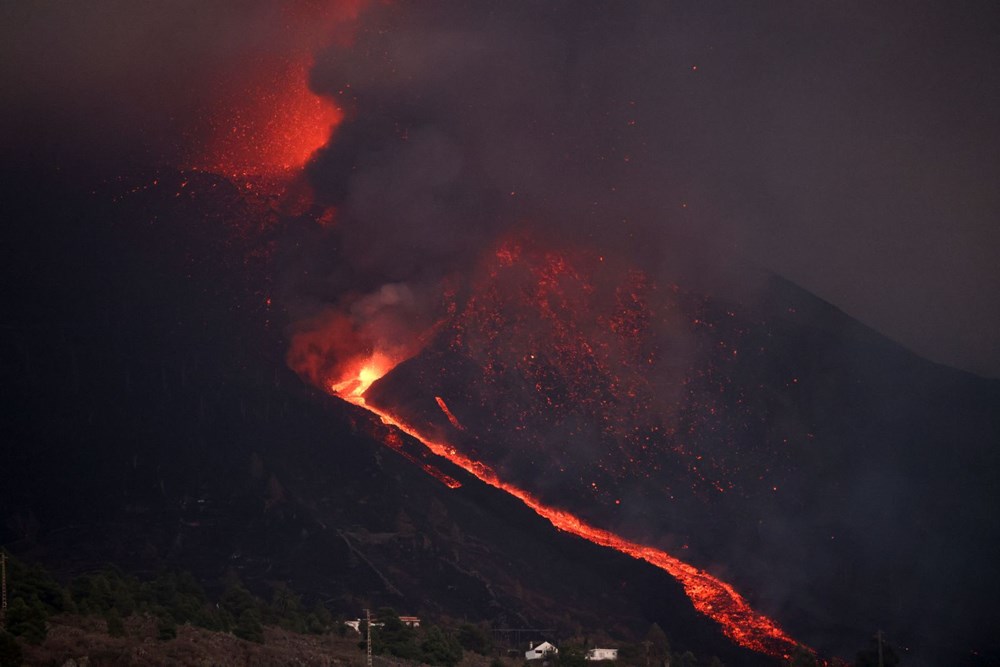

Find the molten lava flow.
[
  {"left": 329, "top": 352, "right": 396, "bottom": 405},
  {"left": 331, "top": 353, "right": 461, "bottom": 489},
  {"left": 434, "top": 396, "right": 466, "bottom": 431},
  {"left": 327, "top": 360, "right": 804, "bottom": 659}
]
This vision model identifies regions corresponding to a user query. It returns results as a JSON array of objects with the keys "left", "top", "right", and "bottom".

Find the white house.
[
  {"left": 525, "top": 641, "right": 559, "bottom": 660},
  {"left": 586, "top": 648, "right": 619, "bottom": 661}
]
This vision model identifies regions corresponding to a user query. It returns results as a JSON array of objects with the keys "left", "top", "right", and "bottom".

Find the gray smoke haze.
[
  {"left": 303, "top": 2, "right": 739, "bottom": 321},
  {"left": 302, "top": 0, "right": 1000, "bottom": 376}
]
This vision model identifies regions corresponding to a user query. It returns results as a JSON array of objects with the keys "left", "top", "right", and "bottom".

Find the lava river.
[{"left": 327, "top": 356, "right": 806, "bottom": 660}]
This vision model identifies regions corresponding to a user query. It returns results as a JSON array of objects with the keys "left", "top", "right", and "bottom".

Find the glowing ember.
[
  {"left": 326, "top": 359, "right": 806, "bottom": 659},
  {"left": 190, "top": 58, "right": 341, "bottom": 179},
  {"left": 185, "top": 0, "right": 368, "bottom": 182},
  {"left": 426, "top": 240, "right": 790, "bottom": 514}
]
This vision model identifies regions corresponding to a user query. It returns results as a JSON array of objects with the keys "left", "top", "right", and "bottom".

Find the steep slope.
[
  {"left": 3, "top": 167, "right": 997, "bottom": 666},
  {"left": 363, "top": 248, "right": 1000, "bottom": 665},
  {"left": 0, "top": 169, "right": 769, "bottom": 665}
]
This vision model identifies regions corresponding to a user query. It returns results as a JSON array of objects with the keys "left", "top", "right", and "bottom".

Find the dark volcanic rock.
[{"left": 0, "top": 170, "right": 770, "bottom": 666}]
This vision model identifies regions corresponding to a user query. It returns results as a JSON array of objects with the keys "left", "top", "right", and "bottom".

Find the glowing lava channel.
[
  {"left": 329, "top": 357, "right": 805, "bottom": 659},
  {"left": 435, "top": 396, "right": 467, "bottom": 431}
]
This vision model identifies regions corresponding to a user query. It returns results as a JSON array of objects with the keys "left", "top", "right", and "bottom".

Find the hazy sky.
[{"left": 3, "top": 1, "right": 998, "bottom": 375}]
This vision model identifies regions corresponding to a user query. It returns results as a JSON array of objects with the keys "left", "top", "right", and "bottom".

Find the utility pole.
[
  {"left": 1, "top": 551, "right": 7, "bottom": 629},
  {"left": 365, "top": 608, "right": 373, "bottom": 667},
  {"left": 877, "top": 629, "right": 884, "bottom": 667}
]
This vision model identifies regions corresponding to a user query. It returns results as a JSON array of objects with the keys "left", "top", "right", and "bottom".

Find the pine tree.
[{"left": 420, "top": 626, "right": 463, "bottom": 667}]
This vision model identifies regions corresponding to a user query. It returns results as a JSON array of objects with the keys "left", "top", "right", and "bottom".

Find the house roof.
[{"left": 532, "top": 642, "right": 557, "bottom": 651}]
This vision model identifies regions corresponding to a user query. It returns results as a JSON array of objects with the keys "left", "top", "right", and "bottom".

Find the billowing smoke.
[
  {"left": 283, "top": 0, "right": 1000, "bottom": 378},
  {"left": 285, "top": 1, "right": 746, "bottom": 384}
]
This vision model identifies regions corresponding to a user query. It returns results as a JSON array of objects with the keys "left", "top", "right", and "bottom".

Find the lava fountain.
[{"left": 184, "top": 0, "right": 368, "bottom": 190}]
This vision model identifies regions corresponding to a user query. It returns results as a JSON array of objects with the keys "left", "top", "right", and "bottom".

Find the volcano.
[
  {"left": 332, "top": 238, "right": 1000, "bottom": 665},
  {"left": 0, "top": 166, "right": 790, "bottom": 666},
  {"left": 4, "top": 3, "right": 1000, "bottom": 667},
  {"left": 2, "top": 154, "right": 999, "bottom": 666}
]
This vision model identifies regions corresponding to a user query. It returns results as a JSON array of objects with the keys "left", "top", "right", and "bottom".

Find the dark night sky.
[{"left": 3, "top": 1, "right": 998, "bottom": 377}]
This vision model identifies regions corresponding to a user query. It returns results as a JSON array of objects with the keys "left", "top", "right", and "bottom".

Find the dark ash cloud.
[{"left": 301, "top": 0, "right": 1000, "bottom": 376}]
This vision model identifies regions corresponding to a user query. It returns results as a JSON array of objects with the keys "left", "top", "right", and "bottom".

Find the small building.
[
  {"left": 586, "top": 648, "right": 619, "bottom": 661},
  {"left": 399, "top": 616, "right": 421, "bottom": 627},
  {"left": 526, "top": 641, "right": 559, "bottom": 660}
]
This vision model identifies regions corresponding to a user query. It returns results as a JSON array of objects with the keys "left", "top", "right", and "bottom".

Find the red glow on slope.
[
  {"left": 440, "top": 239, "right": 784, "bottom": 505},
  {"left": 326, "top": 361, "right": 804, "bottom": 659},
  {"left": 377, "top": 430, "right": 462, "bottom": 490}
]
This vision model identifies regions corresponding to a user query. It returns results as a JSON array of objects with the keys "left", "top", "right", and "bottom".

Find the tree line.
[
  {"left": 0, "top": 550, "right": 901, "bottom": 667},
  {"left": 0, "top": 550, "right": 336, "bottom": 665}
]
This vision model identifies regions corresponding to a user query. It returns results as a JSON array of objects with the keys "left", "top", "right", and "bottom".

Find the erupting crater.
[{"left": 328, "top": 352, "right": 397, "bottom": 404}]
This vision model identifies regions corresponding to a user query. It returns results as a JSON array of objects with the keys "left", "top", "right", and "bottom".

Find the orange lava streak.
[
  {"left": 330, "top": 363, "right": 802, "bottom": 658},
  {"left": 379, "top": 431, "right": 462, "bottom": 489},
  {"left": 434, "top": 396, "right": 467, "bottom": 431}
]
